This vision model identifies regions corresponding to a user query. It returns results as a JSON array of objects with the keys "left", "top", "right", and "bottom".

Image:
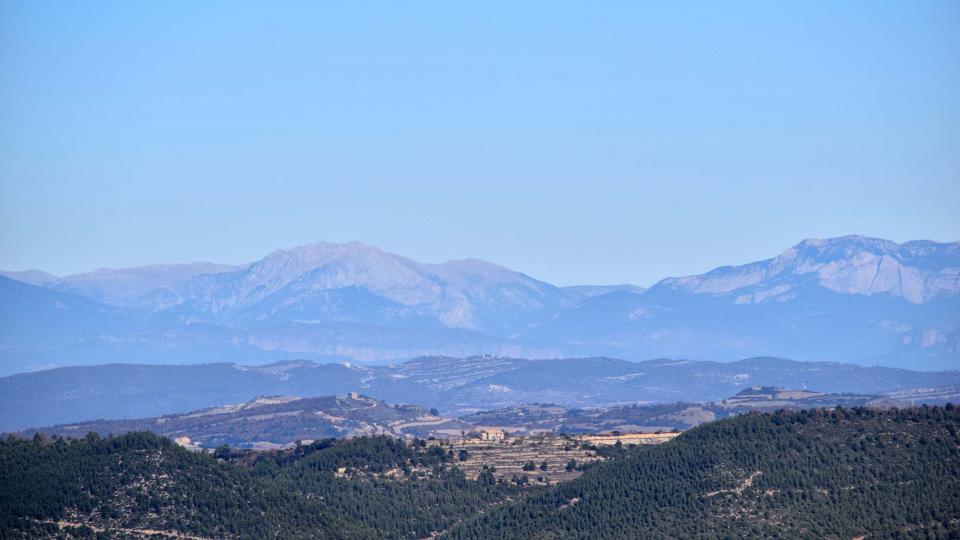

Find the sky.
[{"left": 1, "top": 1, "right": 958, "bottom": 286}]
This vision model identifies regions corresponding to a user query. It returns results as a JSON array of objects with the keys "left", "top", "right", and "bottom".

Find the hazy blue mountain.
[
  {"left": 14, "top": 242, "right": 594, "bottom": 334},
  {"left": 437, "top": 355, "right": 960, "bottom": 412},
  {"left": 658, "top": 236, "right": 960, "bottom": 302},
  {"left": 0, "top": 243, "right": 575, "bottom": 374},
  {"left": 124, "top": 242, "right": 577, "bottom": 333},
  {"left": 890, "top": 327, "right": 960, "bottom": 366},
  {"left": 50, "top": 262, "right": 243, "bottom": 309},
  {"left": 226, "top": 285, "right": 441, "bottom": 328},
  {"left": 0, "top": 269, "right": 58, "bottom": 286},
  {"left": 0, "top": 276, "right": 146, "bottom": 350},
  {"left": 0, "top": 275, "right": 297, "bottom": 376},
  {"left": 562, "top": 284, "right": 646, "bottom": 301},
  {"left": 3, "top": 355, "right": 958, "bottom": 432},
  {"left": 527, "top": 236, "right": 960, "bottom": 369},
  {"left": 1, "top": 236, "right": 956, "bottom": 374}
]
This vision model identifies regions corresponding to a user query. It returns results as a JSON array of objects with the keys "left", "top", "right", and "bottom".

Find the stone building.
[{"left": 479, "top": 428, "right": 506, "bottom": 442}]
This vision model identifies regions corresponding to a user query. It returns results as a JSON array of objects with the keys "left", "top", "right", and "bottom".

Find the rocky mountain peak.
[{"left": 660, "top": 235, "right": 959, "bottom": 303}]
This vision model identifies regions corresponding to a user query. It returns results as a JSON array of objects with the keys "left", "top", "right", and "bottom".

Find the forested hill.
[
  {"left": 0, "top": 432, "right": 370, "bottom": 539},
  {"left": 447, "top": 406, "right": 960, "bottom": 539},
  {"left": 0, "top": 432, "right": 516, "bottom": 539},
  {"left": 3, "top": 407, "right": 958, "bottom": 539}
]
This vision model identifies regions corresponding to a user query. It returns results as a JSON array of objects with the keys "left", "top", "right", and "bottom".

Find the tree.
[
  {"left": 446, "top": 407, "right": 960, "bottom": 540},
  {"left": 214, "top": 444, "right": 231, "bottom": 460},
  {"left": 477, "top": 467, "right": 496, "bottom": 486}
]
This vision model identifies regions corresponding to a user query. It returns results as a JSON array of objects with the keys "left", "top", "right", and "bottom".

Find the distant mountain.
[
  {"left": 0, "top": 276, "right": 147, "bottom": 350},
  {"left": 0, "top": 269, "right": 58, "bottom": 286},
  {"left": 53, "top": 242, "right": 577, "bottom": 332},
  {"left": 459, "top": 385, "right": 930, "bottom": 435},
  {"left": 4, "top": 355, "right": 958, "bottom": 432},
  {"left": 529, "top": 236, "right": 960, "bottom": 369},
  {"left": 51, "top": 262, "right": 241, "bottom": 309},
  {"left": 561, "top": 284, "right": 646, "bottom": 301},
  {"left": 661, "top": 236, "right": 960, "bottom": 302},
  {"left": 23, "top": 241, "right": 580, "bottom": 332},
  {"left": 1, "top": 235, "right": 957, "bottom": 373}
]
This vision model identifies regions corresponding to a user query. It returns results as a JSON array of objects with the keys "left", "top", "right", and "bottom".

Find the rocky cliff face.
[{"left": 657, "top": 236, "right": 960, "bottom": 304}]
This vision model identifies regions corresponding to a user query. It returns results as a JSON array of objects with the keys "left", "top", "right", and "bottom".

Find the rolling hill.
[
  {"left": 17, "top": 384, "right": 935, "bottom": 449},
  {"left": 15, "top": 394, "right": 468, "bottom": 448},
  {"left": 3, "top": 355, "right": 959, "bottom": 432},
  {"left": 447, "top": 406, "right": 960, "bottom": 539},
  {"left": 3, "top": 407, "right": 957, "bottom": 539}
]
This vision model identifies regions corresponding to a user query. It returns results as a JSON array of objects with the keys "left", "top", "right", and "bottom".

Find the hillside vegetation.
[
  {"left": 0, "top": 433, "right": 516, "bottom": 539},
  {"left": 448, "top": 406, "right": 960, "bottom": 539},
  {"left": 2, "top": 407, "right": 958, "bottom": 539},
  {"left": 0, "top": 432, "right": 365, "bottom": 539}
]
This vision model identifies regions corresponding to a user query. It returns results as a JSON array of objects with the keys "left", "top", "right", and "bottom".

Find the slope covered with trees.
[
  {"left": 0, "top": 431, "right": 366, "bottom": 538},
  {"left": 246, "top": 436, "right": 518, "bottom": 538},
  {"left": 0, "top": 433, "right": 516, "bottom": 539},
  {"left": 3, "top": 407, "right": 958, "bottom": 539},
  {"left": 447, "top": 406, "right": 960, "bottom": 539}
]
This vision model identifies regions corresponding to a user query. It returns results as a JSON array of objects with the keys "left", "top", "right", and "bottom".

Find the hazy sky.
[{"left": 1, "top": 1, "right": 958, "bottom": 286}]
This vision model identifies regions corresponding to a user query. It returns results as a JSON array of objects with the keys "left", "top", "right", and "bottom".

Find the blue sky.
[{"left": 1, "top": 1, "right": 958, "bottom": 286}]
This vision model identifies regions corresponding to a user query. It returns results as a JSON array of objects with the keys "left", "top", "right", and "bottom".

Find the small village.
[{"left": 426, "top": 427, "right": 680, "bottom": 484}]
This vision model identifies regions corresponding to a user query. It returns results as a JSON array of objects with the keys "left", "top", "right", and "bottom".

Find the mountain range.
[
  {"left": 1, "top": 235, "right": 958, "bottom": 375},
  {"left": 3, "top": 355, "right": 959, "bottom": 432}
]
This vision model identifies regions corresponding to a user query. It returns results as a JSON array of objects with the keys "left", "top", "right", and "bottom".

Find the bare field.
[{"left": 433, "top": 432, "right": 679, "bottom": 484}]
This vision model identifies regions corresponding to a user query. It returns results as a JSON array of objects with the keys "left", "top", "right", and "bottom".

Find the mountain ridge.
[
  {"left": 1, "top": 235, "right": 957, "bottom": 373},
  {"left": 653, "top": 235, "right": 960, "bottom": 302},
  {"left": 3, "top": 355, "right": 958, "bottom": 432}
]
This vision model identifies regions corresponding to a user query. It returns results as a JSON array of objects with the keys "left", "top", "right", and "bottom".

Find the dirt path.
[{"left": 706, "top": 470, "right": 762, "bottom": 497}]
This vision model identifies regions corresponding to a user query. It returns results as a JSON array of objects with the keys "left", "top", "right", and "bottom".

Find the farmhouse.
[{"left": 478, "top": 428, "right": 506, "bottom": 441}]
